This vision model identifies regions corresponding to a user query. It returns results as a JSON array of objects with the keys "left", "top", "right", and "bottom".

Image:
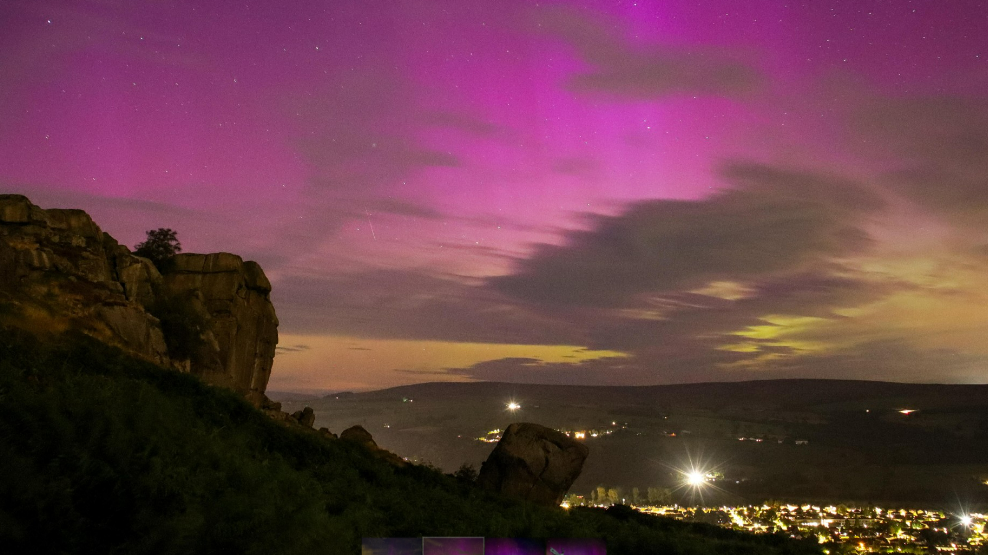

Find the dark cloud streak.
[
  {"left": 492, "top": 162, "right": 880, "bottom": 307},
  {"left": 533, "top": 4, "right": 763, "bottom": 99},
  {"left": 860, "top": 97, "right": 988, "bottom": 226},
  {"left": 274, "top": 270, "right": 584, "bottom": 345}
]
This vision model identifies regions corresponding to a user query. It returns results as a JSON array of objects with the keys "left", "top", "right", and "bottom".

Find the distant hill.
[
  {"left": 0, "top": 327, "right": 823, "bottom": 554},
  {"left": 287, "top": 380, "right": 988, "bottom": 508},
  {"left": 266, "top": 390, "right": 323, "bottom": 402},
  {"left": 358, "top": 379, "right": 988, "bottom": 411}
]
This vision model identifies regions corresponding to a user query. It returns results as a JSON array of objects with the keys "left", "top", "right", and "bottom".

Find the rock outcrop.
[
  {"left": 291, "top": 407, "right": 316, "bottom": 428},
  {"left": 340, "top": 425, "right": 378, "bottom": 446},
  {"left": 0, "top": 194, "right": 279, "bottom": 405},
  {"left": 0, "top": 194, "right": 169, "bottom": 364},
  {"left": 160, "top": 253, "right": 278, "bottom": 405},
  {"left": 341, "top": 425, "right": 406, "bottom": 467},
  {"left": 476, "top": 422, "right": 589, "bottom": 507}
]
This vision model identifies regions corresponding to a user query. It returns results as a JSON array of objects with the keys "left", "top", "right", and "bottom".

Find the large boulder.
[
  {"left": 0, "top": 194, "right": 279, "bottom": 406},
  {"left": 476, "top": 422, "right": 589, "bottom": 507},
  {"left": 341, "top": 425, "right": 406, "bottom": 467},
  {"left": 291, "top": 406, "right": 316, "bottom": 428},
  {"left": 160, "top": 252, "right": 279, "bottom": 405},
  {"left": 340, "top": 425, "right": 378, "bottom": 447}
]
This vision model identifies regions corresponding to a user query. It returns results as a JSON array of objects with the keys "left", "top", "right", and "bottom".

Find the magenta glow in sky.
[{"left": 3, "top": 0, "right": 988, "bottom": 390}]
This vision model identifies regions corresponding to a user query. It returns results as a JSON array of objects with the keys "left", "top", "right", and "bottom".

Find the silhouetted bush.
[
  {"left": 133, "top": 228, "right": 181, "bottom": 269},
  {"left": 451, "top": 462, "right": 478, "bottom": 483}
]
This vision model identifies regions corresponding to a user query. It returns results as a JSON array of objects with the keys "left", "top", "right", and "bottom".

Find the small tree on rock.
[{"left": 134, "top": 228, "right": 181, "bottom": 268}]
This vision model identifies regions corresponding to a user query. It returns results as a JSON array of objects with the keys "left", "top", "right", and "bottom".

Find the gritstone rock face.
[
  {"left": 0, "top": 194, "right": 279, "bottom": 406},
  {"left": 476, "top": 422, "right": 589, "bottom": 507}
]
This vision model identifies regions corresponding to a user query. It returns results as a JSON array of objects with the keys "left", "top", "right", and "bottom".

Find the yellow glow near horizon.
[
  {"left": 717, "top": 314, "right": 839, "bottom": 369},
  {"left": 732, "top": 315, "right": 827, "bottom": 340},
  {"left": 719, "top": 352, "right": 787, "bottom": 371},
  {"left": 717, "top": 342, "right": 762, "bottom": 353},
  {"left": 268, "top": 333, "right": 628, "bottom": 392}
]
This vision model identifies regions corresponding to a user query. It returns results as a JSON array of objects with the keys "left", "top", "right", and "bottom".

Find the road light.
[{"left": 686, "top": 471, "right": 705, "bottom": 487}]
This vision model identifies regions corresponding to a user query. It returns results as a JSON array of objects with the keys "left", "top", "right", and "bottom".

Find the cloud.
[
  {"left": 441, "top": 343, "right": 779, "bottom": 385},
  {"left": 263, "top": 67, "right": 468, "bottom": 270},
  {"left": 442, "top": 357, "right": 649, "bottom": 385},
  {"left": 552, "top": 156, "right": 601, "bottom": 176},
  {"left": 275, "top": 344, "right": 311, "bottom": 354},
  {"left": 292, "top": 67, "right": 461, "bottom": 194},
  {"left": 532, "top": 5, "right": 763, "bottom": 99},
  {"left": 360, "top": 198, "right": 445, "bottom": 220},
  {"left": 731, "top": 271, "right": 899, "bottom": 319},
  {"left": 460, "top": 159, "right": 931, "bottom": 384},
  {"left": 492, "top": 162, "right": 881, "bottom": 307},
  {"left": 757, "top": 339, "right": 988, "bottom": 384},
  {"left": 1, "top": 182, "right": 199, "bottom": 219},
  {"left": 424, "top": 111, "right": 506, "bottom": 138},
  {"left": 274, "top": 269, "right": 584, "bottom": 345},
  {"left": 0, "top": 0, "right": 207, "bottom": 117},
  {"left": 442, "top": 334, "right": 988, "bottom": 386},
  {"left": 0, "top": 182, "right": 240, "bottom": 255},
  {"left": 857, "top": 97, "right": 988, "bottom": 226}
]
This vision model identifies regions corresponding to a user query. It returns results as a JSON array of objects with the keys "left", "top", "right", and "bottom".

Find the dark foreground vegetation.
[{"left": 0, "top": 328, "right": 822, "bottom": 555}]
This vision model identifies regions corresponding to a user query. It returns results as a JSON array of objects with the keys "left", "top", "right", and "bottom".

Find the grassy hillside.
[{"left": 0, "top": 327, "right": 822, "bottom": 554}]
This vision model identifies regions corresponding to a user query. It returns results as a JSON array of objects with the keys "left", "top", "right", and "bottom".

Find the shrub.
[{"left": 134, "top": 228, "right": 181, "bottom": 269}]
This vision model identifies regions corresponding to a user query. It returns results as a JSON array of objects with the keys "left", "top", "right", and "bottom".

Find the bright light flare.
[
  {"left": 506, "top": 401, "right": 521, "bottom": 411},
  {"left": 898, "top": 409, "right": 915, "bottom": 415},
  {"left": 666, "top": 447, "right": 725, "bottom": 506},
  {"left": 961, "top": 515, "right": 972, "bottom": 526}
]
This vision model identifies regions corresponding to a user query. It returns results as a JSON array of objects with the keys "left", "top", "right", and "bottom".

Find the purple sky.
[{"left": 3, "top": 0, "right": 988, "bottom": 391}]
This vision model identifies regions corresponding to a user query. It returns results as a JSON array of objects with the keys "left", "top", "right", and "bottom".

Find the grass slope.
[{"left": 0, "top": 328, "right": 821, "bottom": 555}]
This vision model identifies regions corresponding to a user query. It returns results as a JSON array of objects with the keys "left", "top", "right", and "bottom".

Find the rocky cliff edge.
[{"left": 0, "top": 194, "right": 278, "bottom": 406}]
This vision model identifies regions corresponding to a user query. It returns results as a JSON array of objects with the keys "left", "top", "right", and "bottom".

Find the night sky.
[{"left": 3, "top": 1, "right": 987, "bottom": 391}]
